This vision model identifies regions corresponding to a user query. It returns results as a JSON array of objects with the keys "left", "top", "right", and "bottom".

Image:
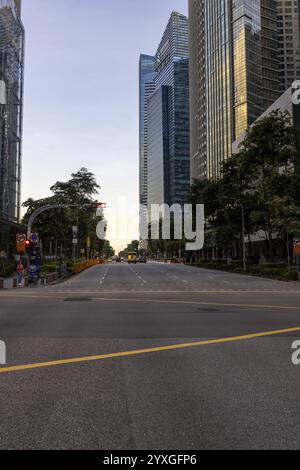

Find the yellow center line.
[
  {"left": 88, "top": 297, "right": 300, "bottom": 311},
  {"left": 0, "top": 326, "right": 300, "bottom": 375},
  {"left": 0, "top": 293, "right": 300, "bottom": 310},
  {"left": 1, "top": 289, "right": 300, "bottom": 299}
]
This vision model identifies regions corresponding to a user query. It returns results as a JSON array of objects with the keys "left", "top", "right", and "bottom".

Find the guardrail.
[{"left": 74, "top": 259, "right": 100, "bottom": 274}]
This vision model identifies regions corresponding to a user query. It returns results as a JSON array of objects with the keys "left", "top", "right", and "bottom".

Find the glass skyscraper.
[
  {"left": 278, "top": 0, "right": 300, "bottom": 93},
  {"left": 0, "top": 0, "right": 24, "bottom": 253},
  {"left": 189, "top": 0, "right": 281, "bottom": 181},
  {"left": 139, "top": 55, "right": 155, "bottom": 209},
  {"left": 189, "top": 0, "right": 206, "bottom": 182},
  {"left": 0, "top": 0, "right": 24, "bottom": 222},
  {"left": 148, "top": 86, "right": 170, "bottom": 208},
  {"left": 147, "top": 11, "right": 190, "bottom": 210}
]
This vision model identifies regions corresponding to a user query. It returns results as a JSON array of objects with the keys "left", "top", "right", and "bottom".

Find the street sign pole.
[
  {"left": 72, "top": 226, "right": 78, "bottom": 264},
  {"left": 241, "top": 204, "right": 247, "bottom": 272},
  {"left": 293, "top": 239, "right": 300, "bottom": 280}
]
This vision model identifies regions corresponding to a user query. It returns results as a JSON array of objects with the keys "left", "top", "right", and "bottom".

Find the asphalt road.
[{"left": 1, "top": 261, "right": 300, "bottom": 449}]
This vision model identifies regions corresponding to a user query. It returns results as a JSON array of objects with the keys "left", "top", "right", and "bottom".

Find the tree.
[
  {"left": 125, "top": 240, "right": 140, "bottom": 255},
  {"left": 189, "top": 111, "right": 300, "bottom": 262},
  {"left": 50, "top": 168, "right": 100, "bottom": 202},
  {"left": 22, "top": 168, "right": 103, "bottom": 259},
  {"left": 101, "top": 240, "right": 115, "bottom": 259},
  {"left": 238, "top": 111, "right": 298, "bottom": 260}
]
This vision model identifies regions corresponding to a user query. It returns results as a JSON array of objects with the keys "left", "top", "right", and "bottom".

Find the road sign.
[
  {"left": 30, "top": 233, "right": 39, "bottom": 243},
  {"left": 16, "top": 234, "right": 26, "bottom": 253},
  {"left": 16, "top": 242, "right": 26, "bottom": 253},
  {"left": 72, "top": 226, "right": 78, "bottom": 245},
  {"left": 16, "top": 234, "right": 26, "bottom": 243},
  {"left": 294, "top": 239, "right": 300, "bottom": 255}
]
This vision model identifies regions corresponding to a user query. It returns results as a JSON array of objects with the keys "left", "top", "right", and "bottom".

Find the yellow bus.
[{"left": 127, "top": 251, "right": 137, "bottom": 264}]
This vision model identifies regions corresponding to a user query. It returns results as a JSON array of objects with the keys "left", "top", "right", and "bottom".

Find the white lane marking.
[{"left": 99, "top": 267, "right": 110, "bottom": 285}]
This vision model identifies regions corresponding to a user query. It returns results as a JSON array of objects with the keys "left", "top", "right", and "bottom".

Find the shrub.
[
  {"left": 231, "top": 260, "right": 243, "bottom": 270},
  {"left": 41, "top": 264, "right": 59, "bottom": 274},
  {"left": 280, "top": 270, "right": 298, "bottom": 281},
  {"left": 260, "top": 263, "right": 287, "bottom": 270},
  {"left": 193, "top": 259, "right": 299, "bottom": 282},
  {"left": 259, "top": 266, "right": 285, "bottom": 276},
  {"left": 0, "top": 259, "right": 17, "bottom": 278},
  {"left": 198, "top": 259, "right": 227, "bottom": 266},
  {"left": 65, "top": 262, "right": 75, "bottom": 274}
]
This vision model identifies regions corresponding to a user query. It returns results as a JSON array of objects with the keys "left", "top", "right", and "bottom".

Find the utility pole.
[{"left": 287, "top": 233, "right": 291, "bottom": 272}]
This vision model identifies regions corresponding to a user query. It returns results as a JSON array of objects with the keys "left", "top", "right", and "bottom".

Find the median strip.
[{"left": 1, "top": 326, "right": 300, "bottom": 375}]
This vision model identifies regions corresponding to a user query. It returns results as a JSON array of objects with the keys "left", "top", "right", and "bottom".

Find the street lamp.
[
  {"left": 240, "top": 203, "right": 247, "bottom": 273},
  {"left": 218, "top": 196, "right": 247, "bottom": 272}
]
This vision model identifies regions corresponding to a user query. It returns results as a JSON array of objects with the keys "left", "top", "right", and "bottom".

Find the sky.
[{"left": 21, "top": 0, "right": 188, "bottom": 253}]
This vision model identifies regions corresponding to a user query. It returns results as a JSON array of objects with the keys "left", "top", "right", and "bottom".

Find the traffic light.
[{"left": 25, "top": 240, "right": 31, "bottom": 249}]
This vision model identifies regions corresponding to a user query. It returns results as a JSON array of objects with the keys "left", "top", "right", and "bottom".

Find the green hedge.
[
  {"left": 41, "top": 261, "right": 75, "bottom": 275},
  {"left": 280, "top": 270, "right": 298, "bottom": 281},
  {"left": 260, "top": 263, "right": 287, "bottom": 270},
  {"left": 65, "top": 262, "right": 75, "bottom": 274},
  {"left": 0, "top": 259, "right": 17, "bottom": 277},
  {"left": 257, "top": 266, "right": 285, "bottom": 276},
  {"left": 192, "top": 261, "right": 298, "bottom": 281},
  {"left": 198, "top": 259, "right": 228, "bottom": 266},
  {"left": 41, "top": 264, "right": 59, "bottom": 274}
]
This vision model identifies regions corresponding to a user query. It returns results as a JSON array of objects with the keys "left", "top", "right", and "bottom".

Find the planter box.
[
  {"left": 0, "top": 278, "right": 14, "bottom": 289},
  {"left": 41, "top": 273, "right": 59, "bottom": 284}
]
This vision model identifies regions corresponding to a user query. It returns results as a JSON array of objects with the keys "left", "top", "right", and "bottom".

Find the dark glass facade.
[
  {"left": 205, "top": 0, "right": 233, "bottom": 180},
  {"left": 278, "top": 0, "right": 300, "bottom": 93},
  {"left": 148, "top": 87, "right": 170, "bottom": 208},
  {"left": 0, "top": 0, "right": 24, "bottom": 222},
  {"left": 139, "top": 54, "right": 155, "bottom": 208},
  {"left": 189, "top": 0, "right": 206, "bottom": 182},
  {"left": 147, "top": 11, "right": 190, "bottom": 209},
  {"left": 189, "top": 0, "right": 281, "bottom": 181}
]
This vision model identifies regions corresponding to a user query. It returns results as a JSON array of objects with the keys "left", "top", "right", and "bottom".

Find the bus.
[{"left": 127, "top": 251, "right": 137, "bottom": 264}]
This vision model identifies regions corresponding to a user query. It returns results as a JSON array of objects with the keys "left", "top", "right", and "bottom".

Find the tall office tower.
[
  {"left": 139, "top": 55, "right": 156, "bottom": 209},
  {"left": 261, "top": 0, "right": 280, "bottom": 110},
  {"left": 147, "top": 11, "right": 190, "bottom": 211},
  {"left": 0, "top": 0, "right": 24, "bottom": 226},
  {"left": 189, "top": 0, "right": 206, "bottom": 182},
  {"left": 189, "top": 0, "right": 280, "bottom": 181},
  {"left": 147, "top": 86, "right": 170, "bottom": 212},
  {"left": 278, "top": 0, "right": 300, "bottom": 93}
]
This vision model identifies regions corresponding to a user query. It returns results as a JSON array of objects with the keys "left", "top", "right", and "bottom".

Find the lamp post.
[
  {"left": 219, "top": 196, "right": 247, "bottom": 272},
  {"left": 241, "top": 203, "right": 246, "bottom": 272}
]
